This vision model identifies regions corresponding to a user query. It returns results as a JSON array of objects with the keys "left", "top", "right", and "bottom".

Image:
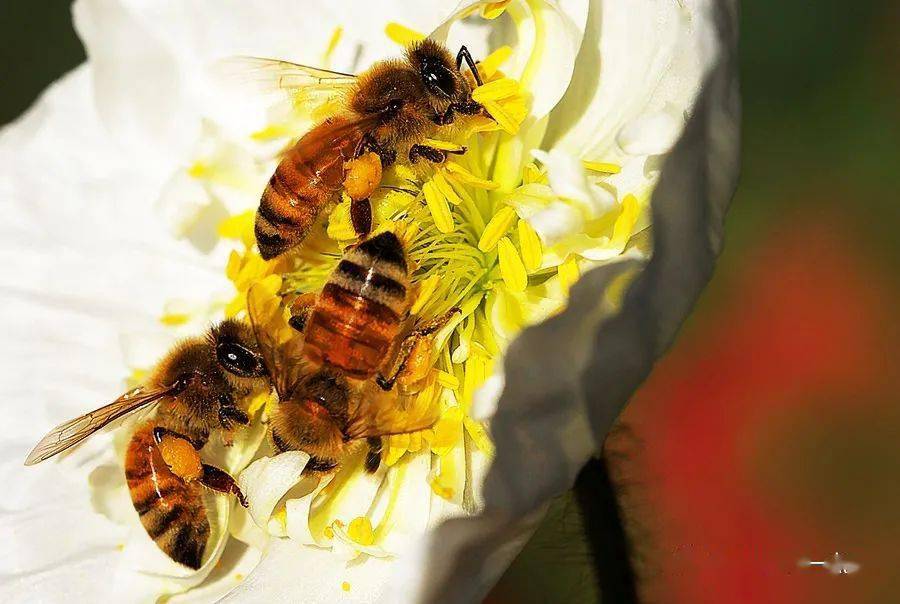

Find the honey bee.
[
  {"left": 249, "top": 231, "right": 459, "bottom": 473},
  {"left": 24, "top": 320, "right": 268, "bottom": 569},
  {"left": 244, "top": 39, "right": 486, "bottom": 259}
]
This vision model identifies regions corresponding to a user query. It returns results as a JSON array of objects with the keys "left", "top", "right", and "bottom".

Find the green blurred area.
[
  {"left": 2, "top": 1, "right": 897, "bottom": 602},
  {"left": 495, "top": 0, "right": 900, "bottom": 602}
]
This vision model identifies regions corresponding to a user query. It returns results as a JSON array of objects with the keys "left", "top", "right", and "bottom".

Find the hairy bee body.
[
  {"left": 25, "top": 320, "right": 268, "bottom": 570},
  {"left": 304, "top": 232, "right": 411, "bottom": 379},
  {"left": 255, "top": 117, "right": 366, "bottom": 259},
  {"left": 253, "top": 40, "right": 483, "bottom": 259},
  {"left": 125, "top": 423, "right": 209, "bottom": 569},
  {"left": 255, "top": 232, "right": 455, "bottom": 475}
]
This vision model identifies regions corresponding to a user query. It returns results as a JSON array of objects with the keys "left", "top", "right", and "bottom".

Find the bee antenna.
[{"left": 455, "top": 46, "right": 483, "bottom": 87}]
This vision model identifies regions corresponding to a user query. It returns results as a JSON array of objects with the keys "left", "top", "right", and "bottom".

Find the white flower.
[{"left": 0, "top": 0, "right": 738, "bottom": 602}]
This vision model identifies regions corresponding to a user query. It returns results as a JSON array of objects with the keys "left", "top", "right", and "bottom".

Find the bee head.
[
  {"left": 408, "top": 39, "right": 472, "bottom": 106},
  {"left": 211, "top": 319, "right": 267, "bottom": 379}
]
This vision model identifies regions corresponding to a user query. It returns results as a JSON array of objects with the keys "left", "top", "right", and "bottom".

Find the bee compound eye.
[
  {"left": 422, "top": 61, "right": 455, "bottom": 99},
  {"left": 216, "top": 342, "right": 264, "bottom": 377}
]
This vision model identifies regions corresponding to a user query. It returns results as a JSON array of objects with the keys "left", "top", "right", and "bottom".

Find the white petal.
[
  {"left": 406, "top": 2, "right": 740, "bottom": 601},
  {"left": 616, "top": 106, "right": 684, "bottom": 155},
  {"left": 526, "top": 201, "right": 585, "bottom": 248},
  {"left": 533, "top": 148, "right": 616, "bottom": 215},
  {"left": 432, "top": 0, "right": 589, "bottom": 118},
  {"left": 237, "top": 452, "right": 311, "bottom": 533},
  {"left": 545, "top": 0, "right": 705, "bottom": 160}
]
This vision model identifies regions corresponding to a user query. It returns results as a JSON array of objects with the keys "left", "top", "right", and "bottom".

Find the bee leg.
[
  {"left": 452, "top": 99, "right": 485, "bottom": 116},
  {"left": 350, "top": 197, "right": 373, "bottom": 237},
  {"left": 199, "top": 464, "right": 249, "bottom": 508},
  {"left": 432, "top": 105, "right": 456, "bottom": 126},
  {"left": 288, "top": 292, "right": 318, "bottom": 332},
  {"left": 409, "top": 144, "right": 466, "bottom": 165},
  {"left": 364, "top": 437, "right": 383, "bottom": 473},
  {"left": 218, "top": 400, "right": 250, "bottom": 442},
  {"left": 358, "top": 134, "right": 396, "bottom": 167},
  {"left": 376, "top": 307, "right": 462, "bottom": 391},
  {"left": 455, "top": 45, "right": 484, "bottom": 86}
]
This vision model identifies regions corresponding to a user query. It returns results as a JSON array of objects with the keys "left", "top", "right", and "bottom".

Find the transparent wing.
[
  {"left": 24, "top": 386, "right": 175, "bottom": 465},
  {"left": 221, "top": 56, "right": 356, "bottom": 98},
  {"left": 345, "top": 380, "right": 443, "bottom": 441},
  {"left": 247, "top": 282, "right": 308, "bottom": 400}
]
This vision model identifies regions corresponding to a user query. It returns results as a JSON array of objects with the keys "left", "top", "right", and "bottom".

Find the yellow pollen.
[
  {"left": 347, "top": 517, "right": 375, "bottom": 546},
  {"left": 341, "top": 581, "right": 351, "bottom": 592}
]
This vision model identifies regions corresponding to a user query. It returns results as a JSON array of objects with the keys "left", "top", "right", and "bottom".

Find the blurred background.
[{"left": 2, "top": 1, "right": 897, "bottom": 602}]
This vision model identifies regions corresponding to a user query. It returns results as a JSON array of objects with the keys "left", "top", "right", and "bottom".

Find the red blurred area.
[{"left": 609, "top": 213, "right": 900, "bottom": 603}]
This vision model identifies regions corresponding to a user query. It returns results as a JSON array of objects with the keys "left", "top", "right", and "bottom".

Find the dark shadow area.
[
  {"left": 573, "top": 457, "right": 639, "bottom": 604},
  {"left": 0, "top": 1, "right": 85, "bottom": 125}
]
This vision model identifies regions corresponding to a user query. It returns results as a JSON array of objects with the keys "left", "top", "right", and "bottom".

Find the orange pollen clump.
[
  {"left": 157, "top": 434, "right": 203, "bottom": 481},
  {"left": 343, "top": 152, "right": 382, "bottom": 201}
]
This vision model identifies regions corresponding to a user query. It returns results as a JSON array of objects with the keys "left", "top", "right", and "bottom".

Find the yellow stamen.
[
  {"left": 464, "top": 418, "right": 495, "bottom": 455},
  {"left": 385, "top": 22, "right": 425, "bottom": 46},
  {"left": 612, "top": 194, "right": 640, "bottom": 248},
  {"left": 522, "top": 161, "right": 547, "bottom": 184},
  {"left": 582, "top": 160, "right": 622, "bottom": 174},
  {"left": 347, "top": 517, "right": 375, "bottom": 546},
  {"left": 517, "top": 219, "right": 543, "bottom": 272},
  {"left": 411, "top": 275, "right": 440, "bottom": 315},
  {"left": 436, "top": 370, "right": 460, "bottom": 390},
  {"left": 341, "top": 582, "right": 351, "bottom": 592},
  {"left": 323, "top": 27, "right": 343, "bottom": 64},
  {"left": 480, "top": 99, "right": 519, "bottom": 135},
  {"left": 422, "top": 138, "right": 466, "bottom": 153},
  {"left": 482, "top": 0, "right": 513, "bottom": 19},
  {"left": 478, "top": 207, "right": 517, "bottom": 252},
  {"left": 432, "top": 171, "right": 462, "bottom": 206},
  {"left": 479, "top": 46, "right": 513, "bottom": 78},
  {"left": 160, "top": 312, "right": 190, "bottom": 327},
  {"left": 422, "top": 180, "right": 454, "bottom": 233},
  {"left": 250, "top": 124, "right": 293, "bottom": 142},
  {"left": 218, "top": 210, "right": 255, "bottom": 246},
  {"left": 558, "top": 256, "right": 580, "bottom": 294},
  {"left": 472, "top": 78, "right": 520, "bottom": 102},
  {"left": 444, "top": 162, "right": 499, "bottom": 189},
  {"left": 497, "top": 237, "right": 527, "bottom": 291}
]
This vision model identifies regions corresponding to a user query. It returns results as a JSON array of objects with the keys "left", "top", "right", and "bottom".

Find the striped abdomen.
[
  {"left": 125, "top": 423, "right": 209, "bottom": 569},
  {"left": 255, "top": 117, "right": 369, "bottom": 260},
  {"left": 304, "top": 232, "right": 410, "bottom": 379}
]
